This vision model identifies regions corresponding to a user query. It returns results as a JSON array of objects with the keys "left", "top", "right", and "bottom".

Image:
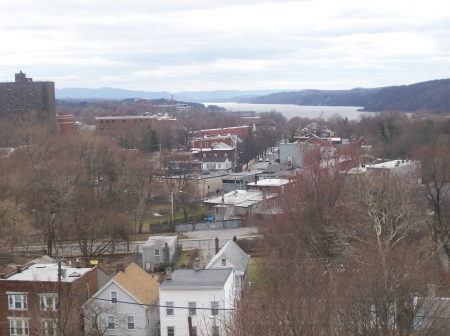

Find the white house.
[
  {"left": 142, "top": 236, "right": 178, "bottom": 271},
  {"left": 158, "top": 269, "right": 235, "bottom": 336},
  {"left": 206, "top": 240, "right": 250, "bottom": 294},
  {"left": 84, "top": 263, "right": 160, "bottom": 336}
]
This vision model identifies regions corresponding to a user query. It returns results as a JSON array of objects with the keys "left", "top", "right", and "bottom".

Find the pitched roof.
[
  {"left": 206, "top": 240, "right": 250, "bottom": 272},
  {"left": 143, "top": 236, "right": 177, "bottom": 249},
  {"left": 113, "top": 263, "right": 159, "bottom": 305},
  {"left": 160, "top": 269, "right": 232, "bottom": 289}
]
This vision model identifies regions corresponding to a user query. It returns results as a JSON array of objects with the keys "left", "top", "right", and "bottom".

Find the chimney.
[
  {"left": 215, "top": 237, "right": 219, "bottom": 254},
  {"left": 166, "top": 267, "right": 172, "bottom": 279},
  {"left": 165, "top": 242, "right": 170, "bottom": 263},
  {"left": 262, "top": 191, "right": 267, "bottom": 210},
  {"left": 16, "top": 265, "right": 22, "bottom": 273},
  {"left": 115, "top": 262, "right": 126, "bottom": 274}
]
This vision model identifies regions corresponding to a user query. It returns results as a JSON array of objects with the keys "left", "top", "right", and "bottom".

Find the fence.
[{"left": 174, "top": 219, "right": 243, "bottom": 232}]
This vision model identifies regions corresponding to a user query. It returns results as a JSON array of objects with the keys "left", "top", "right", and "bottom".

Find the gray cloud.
[{"left": 0, "top": 0, "right": 448, "bottom": 91}]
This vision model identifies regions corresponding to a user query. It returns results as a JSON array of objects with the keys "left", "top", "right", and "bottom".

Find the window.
[
  {"left": 192, "top": 326, "right": 197, "bottom": 336},
  {"left": 234, "top": 275, "right": 241, "bottom": 287},
  {"left": 155, "top": 249, "right": 160, "bottom": 256},
  {"left": 106, "top": 120, "right": 109, "bottom": 124},
  {"left": 211, "top": 301, "right": 219, "bottom": 316},
  {"left": 111, "top": 291, "right": 118, "bottom": 303},
  {"left": 8, "top": 293, "right": 28, "bottom": 310},
  {"left": 222, "top": 258, "right": 226, "bottom": 266},
  {"left": 122, "top": 120, "right": 126, "bottom": 123},
  {"left": 205, "top": 142, "right": 208, "bottom": 146},
  {"left": 112, "top": 120, "right": 115, "bottom": 123},
  {"left": 39, "top": 294, "right": 58, "bottom": 311},
  {"left": 107, "top": 316, "right": 115, "bottom": 329},
  {"left": 166, "top": 302, "right": 174, "bottom": 316},
  {"left": 167, "top": 327, "right": 175, "bottom": 336},
  {"left": 189, "top": 302, "right": 196, "bottom": 316},
  {"left": 212, "top": 326, "right": 220, "bottom": 336},
  {"left": 9, "top": 319, "right": 29, "bottom": 335},
  {"left": 127, "top": 316, "right": 135, "bottom": 330},
  {"left": 41, "top": 320, "right": 56, "bottom": 335},
  {"left": 100, "top": 120, "right": 104, "bottom": 124}
]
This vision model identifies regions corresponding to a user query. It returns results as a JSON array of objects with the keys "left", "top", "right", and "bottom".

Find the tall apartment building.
[{"left": 0, "top": 71, "right": 55, "bottom": 122}]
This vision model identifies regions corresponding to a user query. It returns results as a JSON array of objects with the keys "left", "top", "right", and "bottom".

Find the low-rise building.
[
  {"left": 206, "top": 240, "right": 250, "bottom": 294},
  {"left": 196, "top": 126, "right": 251, "bottom": 141},
  {"left": 221, "top": 172, "right": 261, "bottom": 193},
  {"left": 0, "top": 262, "right": 98, "bottom": 336},
  {"left": 159, "top": 269, "right": 236, "bottom": 336},
  {"left": 203, "top": 190, "right": 278, "bottom": 219},
  {"left": 247, "top": 178, "right": 290, "bottom": 194},
  {"left": 142, "top": 236, "right": 178, "bottom": 271},
  {"left": 84, "top": 263, "right": 159, "bottom": 336}
]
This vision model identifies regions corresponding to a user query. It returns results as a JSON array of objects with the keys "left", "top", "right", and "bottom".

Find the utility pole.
[
  {"left": 188, "top": 316, "right": 194, "bottom": 336},
  {"left": 171, "top": 191, "right": 174, "bottom": 232}
]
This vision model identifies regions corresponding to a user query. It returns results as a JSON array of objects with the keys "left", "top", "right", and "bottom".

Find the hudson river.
[{"left": 203, "top": 103, "right": 376, "bottom": 121}]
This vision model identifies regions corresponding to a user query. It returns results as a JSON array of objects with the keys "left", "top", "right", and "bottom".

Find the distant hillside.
[
  {"left": 56, "top": 88, "right": 298, "bottom": 102},
  {"left": 241, "top": 79, "right": 450, "bottom": 112},
  {"left": 362, "top": 79, "right": 450, "bottom": 112},
  {"left": 241, "top": 88, "right": 380, "bottom": 106}
]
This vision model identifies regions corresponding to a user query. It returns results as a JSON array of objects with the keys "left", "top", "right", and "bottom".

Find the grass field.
[{"left": 248, "top": 258, "right": 260, "bottom": 283}]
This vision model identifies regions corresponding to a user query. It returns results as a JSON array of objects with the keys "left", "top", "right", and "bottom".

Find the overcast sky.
[{"left": 1, "top": 0, "right": 448, "bottom": 92}]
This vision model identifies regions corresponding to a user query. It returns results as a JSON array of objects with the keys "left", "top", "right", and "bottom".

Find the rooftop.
[
  {"left": 160, "top": 269, "right": 233, "bottom": 289},
  {"left": 247, "top": 178, "right": 290, "bottom": 187},
  {"left": 368, "top": 159, "right": 417, "bottom": 169},
  {"left": 206, "top": 240, "right": 250, "bottom": 272},
  {"left": 95, "top": 115, "right": 158, "bottom": 120},
  {"left": 3, "top": 263, "right": 94, "bottom": 283},
  {"left": 113, "top": 263, "right": 159, "bottom": 305},
  {"left": 204, "top": 190, "right": 277, "bottom": 207},
  {"left": 198, "top": 126, "right": 250, "bottom": 132},
  {"left": 143, "top": 235, "right": 178, "bottom": 249}
]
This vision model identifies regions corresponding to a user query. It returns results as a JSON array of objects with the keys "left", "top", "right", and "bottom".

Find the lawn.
[
  {"left": 248, "top": 258, "right": 260, "bottom": 283},
  {"left": 138, "top": 204, "right": 204, "bottom": 231}
]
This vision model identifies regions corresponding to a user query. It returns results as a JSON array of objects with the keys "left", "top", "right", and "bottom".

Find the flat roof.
[
  {"left": 205, "top": 190, "right": 277, "bottom": 207},
  {"left": 160, "top": 269, "right": 233, "bottom": 289},
  {"left": 95, "top": 116, "right": 157, "bottom": 120},
  {"left": 368, "top": 160, "right": 417, "bottom": 169},
  {"left": 247, "top": 178, "right": 290, "bottom": 187},
  {"left": 198, "top": 126, "right": 250, "bottom": 132},
  {"left": 3, "top": 264, "right": 93, "bottom": 283}
]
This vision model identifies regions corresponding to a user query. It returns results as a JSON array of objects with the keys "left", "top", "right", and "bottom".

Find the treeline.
[
  {"left": 242, "top": 78, "right": 450, "bottom": 113},
  {"left": 0, "top": 112, "right": 164, "bottom": 260},
  {"left": 224, "top": 138, "right": 450, "bottom": 335}
]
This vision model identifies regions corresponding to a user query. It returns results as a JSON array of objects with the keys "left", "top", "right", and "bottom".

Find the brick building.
[
  {"left": 190, "top": 142, "right": 236, "bottom": 170},
  {"left": 196, "top": 125, "right": 251, "bottom": 141},
  {"left": 0, "top": 262, "right": 98, "bottom": 336},
  {"left": 55, "top": 114, "right": 75, "bottom": 135},
  {"left": 95, "top": 115, "right": 176, "bottom": 135},
  {"left": 191, "top": 135, "right": 236, "bottom": 149},
  {"left": 0, "top": 71, "right": 55, "bottom": 122}
]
